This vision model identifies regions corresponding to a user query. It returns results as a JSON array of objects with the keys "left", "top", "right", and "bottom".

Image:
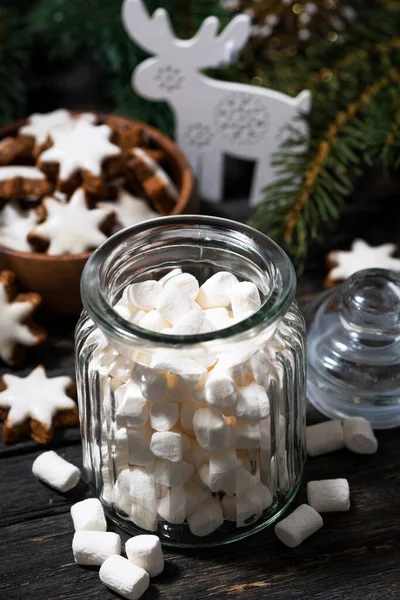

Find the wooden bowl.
[{"left": 0, "top": 113, "right": 196, "bottom": 316}]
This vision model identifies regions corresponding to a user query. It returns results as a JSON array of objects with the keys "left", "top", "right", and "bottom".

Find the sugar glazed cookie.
[
  {"left": 0, "top": 270, "right": 47, "bottom": 365},
  {"left": 0, "top": 365, "right": 78, "bottom": 443},
  {"left": 325, "top": 239, "right": 400, "bottom": 287},
  {"left": 0, "top": 166, "right": 52, "bottom": 199}
]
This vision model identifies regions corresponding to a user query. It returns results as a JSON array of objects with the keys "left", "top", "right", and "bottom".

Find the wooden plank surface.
[{"left": 1, "top": 272, "right": 399, "bottom": 600}]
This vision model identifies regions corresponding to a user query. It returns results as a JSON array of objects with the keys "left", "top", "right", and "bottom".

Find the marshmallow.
[
  {"left": 158, "top": 267, "right": 182, "bottom": 285},
  {"left": 274, "top": 504, "right": 323, "bottom": 548},
  {"left": 72, "top": 531, "right": 121, "bottom": 565},
  {"left": 70, "top": 498, "right": 107, "bottom": 532},
  {"left": 208, "top": 450, "right": 240, "bottom": 493},
  {"left": 115, "top": 381, "right": 149, "bottom": 428},
  {"left": 150, "top": 431, "right": 187, "bottom": 462},
  {"left": 236, "top": 420, "right": 261, "bottom": 449},
  {"left": 171, "top": 310, "right": 215, "bottom": 335},
  {"left": 133, "top": 364, "right": 168, "bottom": 405},
  {"left": 151, "top": 353, "right": 206, "bottom": 387},
  {"left": 168, "top": 375, "right": 192, "bottom": 403},
  {"left": 214, "top": 349, "right": 255, "bottom": 385},
  {"left": 343, "top": 417, "right": 378, "bottom": 454},
  {"left": 99, "top": 554, "right": 149, "bottom": 600},
  {"left": 113, "top": 298, "right": 136, "bottom": 320},
  {"left": 203, "top": 307, "right": 233, "bottom": 329},
  {"left": 153, "top": 458, "right": 194, "bottom": 487},
  {"left": 192, "top": 408, "right": 234, "bottom": 453},
  {"left": 125, "top": 534, "right": 164, "bottom": 577},
  {"left": 223, "top": 482, "right": 273, "bottom": 526},
  {"left": 150, "top": 401, "right": 179, "bottom": 431},
  {"left": 184, "top": 439, "right": 209, "bottom": 468},
  {"left": 187, "top": 495, "right": 224, "bottom": 537},
  {"left": 138, "top": 310, "right": 170, "bottom": 333},
  {"left": 236, "top": 382, "right": 270, "bottom": 421},
  {"left": 204, "top": 371, "right": 237, "bottom": 415},
  {"left": 197, "top": 271, "right": 239, "bottom": 309},
  {"left": 307, "top": 479, "right": 350, "bottom": 512},
  {"left": 127, "top": 424, "right": 153, "bottom": 467},
  {"left": 229, "top": 281, "right": 261, "bottom": 318},
  {"left": 306, "top": 420, "right": 345, "bottom": 457},
  {"left": 115, "top": 467, "right": 158, "bottom": 531},
  {"left": 125, "top": 280, "right": 163, "bottom": 311},
  {"left": 184, "top": 481, "right": 210, "bottom": 515},
  {"left": 164, "top": 272, "right": 199, "bottom": 300},
  {"left": 155, "top": 285, "right": 201, "bottom": 325},
  {"left": 32, "top": 451, "right": 80, "bottom": 492},
  {"left": 157, "top": 485, "right": 187, "bottom": 524},
  {"left": 180, "top": 402, "right": 197, "bottom": 435},
  {"left": 250, "top": 350, "right": 278, "bottom": 388},
  {"left": 109, "top": 355, "right": 134, "bottom": 383}
]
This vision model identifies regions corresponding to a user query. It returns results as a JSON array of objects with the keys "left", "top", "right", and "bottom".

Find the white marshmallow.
[
  {"left": 180, "top": 402, "right": 197, "bottom": 435},
  {"left": 197, "top": 271, "right": 239, "bottom": 309},
  {"left": 274, "top": 504, "right": 323, "bottom": 548},
  {"left": 236, "top": 382, "right": 270, "bottom": 421},
  {"left": 150, "top": 401, "right": 179, "bottom": 432},
  {"left": 32, "top": 451, "right": 80, "bottom": 492},
  {"left": 125, "top": 280, "right": 163, "bottom": 311},
  {"left": 208, "top": 450, "right": 240, "bottom": 493},
  {"left": 236, "top": 420, "right": 261, "bottom": 449},
  {"left": 230, "top": 281, "right": 261, "bottom": 318},
  {"left": 184, "top": 439, "right": 209, "bottom": 468},
  {"left": 192, "top": 408, "right": 234, "bottom": 453},
  {"left": 138, "top": 310, "right": 170, "bottom": 333},
  {"left": 307, "top": 479, "right": 350, "bottom": 512},
  {"left": 157, "top": 485, "right": 187, "bottom": 524},
  {"left": 204, "top": 371, "right": 237, "bottom": 415},
  {"left": 133, "top": 364, "right": 168, "bottom": 405},
  {"left": 306, "top": 420, "right": 345, "bottom": 457},
  {"left": 155, "top": 285, "right": 201, "bottom": 325},
  {"left": 343, "top": 417, "right": 378, "bottom": 454},
  {"left": 171, "top": 310, "right": 215, "bottom": 335},
  {"left": 153, "top": 459, "right": 194, "bottom": 487},
  {"left": 203, "top": 307, "right": 231, "bottom": 328},
  {"left": 115, "top": 467, "right": 158, "bottom": 531},
  {"left": 250, "top": 350, "right": 278, "bottom": 388},
  {"left": 150, "top": 431, "right": 186, "bottom": 462},
  {"left": 164, "top": 272, "right": 199, "bottom": 300},
  {"left": 109, "top": 355, "right": 134, "bottom": 383},
  {"left": 187, "top": 495, "right": 224, "bottom": 537},
  {"left": 168, "top": 375, "right": 192, "bottom": 403},
  {"left": 214, "top": 349, "right": 255, "bottom": 385},
  {"left": 70, "top": 498, "right": 107, "bottom": 532},
  {"left": 127, "top": 424, "right": 153, "bottom": 467},
  {"left": 115, "top": 381, "right": 149, "bottom": 428},
  {"left": 99, "top": 554, "right": 149, "bottom": 600},
  {"left": 72, "top": 531, "right": 121, "bottom": 566},
  {"left": 184, "top": 481, "right": 210, "bottom": 515},
  {"left": 151, "top": 353, "right": 206, "bottom": 387},
  {"left": 223, "top": 482, "right": 273, "bottom": 526},
  {"left": 125, "top": 534, "right": 164, "bottom": 577},
  {"left": 113, "top": 298, "right": 136, "bottom": 320},
  {"left": 158, "top": 267, "right": 183, "bottom": 286}
]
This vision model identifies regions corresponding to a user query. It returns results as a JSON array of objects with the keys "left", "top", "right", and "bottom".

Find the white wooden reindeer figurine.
[{"left": 122, "top": 0, "right": 311, "bottom": 206}]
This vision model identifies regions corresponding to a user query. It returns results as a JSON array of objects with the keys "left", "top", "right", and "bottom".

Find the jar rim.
[{"left": 80, "top": 215, "right": 296, "bottom": 350}]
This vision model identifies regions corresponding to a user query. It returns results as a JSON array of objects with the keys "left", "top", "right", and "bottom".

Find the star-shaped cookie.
[
  {"left": 0, "top": 270, "right": 47, "bottom": 365},
  {"left": 20, "top": 109, "right": 96, "bottom": 146},
  {"left": 0, "top": 365, "right": 78, "bottom": 443},
  {"left": 326, "top": 239, "right": 400, "bottom": 286},
  {"left": 98, "top": 189, "right": 158, "bottom": 232},
  {"left": 28, "top": 187, "right": 115, "bottom": 255},
  {"left": 0, "top": 203, "right": 38, "bottom": 251}
]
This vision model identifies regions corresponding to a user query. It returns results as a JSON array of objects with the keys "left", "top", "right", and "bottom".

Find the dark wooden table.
[{"left": 1, "top": 267, "right": 399, "bottom": 600}]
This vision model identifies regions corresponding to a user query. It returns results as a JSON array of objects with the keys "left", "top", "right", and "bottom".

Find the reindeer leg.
[
  {"left": 199, "top": 148, "right": 224, "bottom": 202},
  {"left": 249, "top": 155, "right": 277, "bottom": 207}
]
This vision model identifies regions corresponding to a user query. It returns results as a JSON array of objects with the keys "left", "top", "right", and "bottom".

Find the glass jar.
[{"left": 76, "top": 216, "right": 306, "bottom": 547}]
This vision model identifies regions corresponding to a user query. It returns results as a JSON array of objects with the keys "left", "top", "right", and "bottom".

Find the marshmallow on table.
[
  {"left": 115, "top": 381, "right": 149, "bottom": 428},
  {"left": 229, "top": 281, "right": 261, "bottom": 319},
  {"left": 32, "top": 451, "right": 80, "bottom": 492},
  {"left": 125, "top": 534, "right": 164, "bottom": 577},
  {"left": 236, "top": 382, "right": 270, "bottom": 421},
  {"left": 274, "top": 504, "right": 323, "bottom": 548},
  {"left": 153, "top": 458, "right": 194, "bottom": 487},
  {"left": 72, "top": 531, "right": 121, "bottom": 565},
  {"left": 125, "top": 280, "right": 163, "bottom": 311},
  {"left": 196, "top": 271, "right": 239, "bottom": 309},
  {"left": 150, "top": 431, "right": 188, "bottom": 462},
  {"left": 138, "top": 310, "right": 170, "bottom": 333},
  {"left": 343, "top": 417, "right": 378, "bottom": 454},
  {"left": 150, "top": 401, "right": 179, "bottom": 431},
  {"left": 204, "top": 371, "right": 237, "bottom": 415},
  {"left": 71, "top": 498, "right": 107, "bottom": 532},
  {"left": 307, "top": 479, "right": 350, "bottom": 512},
  {"left": 193, "top": 407, "right": 234, "bottom": 453},
  {"left": 99, "top": 554, "right": 149, "bottom": 600},
  {"left": 306, "top": 420, "right": 345, "bottom": 457},
  {"left": 127, "top": 424, "right": 154, "bottom": 467},
  {"left": 164, "top": 272, "right": 199, "bottom": 300},
  {"left": 155, "top": 285, "right": 201, "bottom": 325},
  {"left": 187, "top": 495, "right": 224, "bottom": 537}
]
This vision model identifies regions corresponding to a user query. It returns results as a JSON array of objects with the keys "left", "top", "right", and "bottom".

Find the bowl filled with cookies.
[{"left": 0, "top": 109, "right": 195, "bottom": 316}]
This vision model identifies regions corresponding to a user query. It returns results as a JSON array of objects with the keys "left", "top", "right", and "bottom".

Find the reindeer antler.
[{"left": 122, "top": 0, "right": 176, "bottom": 56}]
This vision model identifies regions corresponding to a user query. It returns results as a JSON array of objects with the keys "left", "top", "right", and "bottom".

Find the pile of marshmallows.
[
  {"left": 277, "top": 416, "right": 378, "bottom": 548},
  {"left": 97, "top": 269, "right": 282, "bottom": 535}
]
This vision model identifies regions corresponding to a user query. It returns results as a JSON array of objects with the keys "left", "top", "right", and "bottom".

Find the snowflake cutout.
[
  {"left": 184, "top": 122, "right": 214, "bottom": 150},
  {"left": 153, "top": 65, "right": 185, "bottom": 93},
  {"left": 214, "top": 93, "right": 269, "bottom": 145}
]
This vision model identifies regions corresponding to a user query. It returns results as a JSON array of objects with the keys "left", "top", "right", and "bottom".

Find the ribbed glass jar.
[{"left": 75, "top": 216, "right": 306, "bottom": 547}]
